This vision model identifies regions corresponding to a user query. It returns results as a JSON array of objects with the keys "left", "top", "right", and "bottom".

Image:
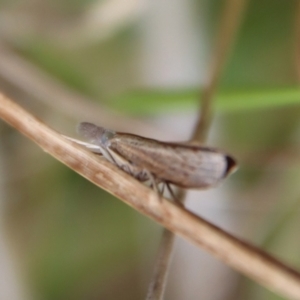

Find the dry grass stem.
[{"left": 1, "top": 94, "right": 300, "bottom": 299}]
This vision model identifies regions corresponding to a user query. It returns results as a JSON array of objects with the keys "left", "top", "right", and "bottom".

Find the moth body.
[{"left": 77, "top": 122, "right": 237, "bottom": 189}]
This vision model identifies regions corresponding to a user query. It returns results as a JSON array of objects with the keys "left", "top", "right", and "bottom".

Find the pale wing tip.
[{"left": 224, "top": 155, "right": 238, "bottom": 177}]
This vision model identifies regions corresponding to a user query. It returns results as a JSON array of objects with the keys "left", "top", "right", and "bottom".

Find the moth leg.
[
  {"left": 159, "top": 182, "right": 174, "bottom": 199},
  {"left": 97, "top": 145, "right": 117, "bottom": 164},
  {"left": 107, "top": 148, "right": 141, "bottom": 181},
  {"left": 106, "top": 148, "right": 129, "bottom": 170},
  {"left": 159, "top": 182, "right": 166, "bottom": 195},
  {"left": 143, "top": 170, "right": 163, "bottom": 202},
  {"left": 165, "top": 182, "right": 179, "bottom": 202}
]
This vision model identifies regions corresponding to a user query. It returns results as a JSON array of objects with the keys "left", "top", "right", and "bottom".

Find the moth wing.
[{"left": 184, "top": 149, "right": 237, "bottom": 188}]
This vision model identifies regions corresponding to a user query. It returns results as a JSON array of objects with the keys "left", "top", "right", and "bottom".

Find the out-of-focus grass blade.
[{"left": 112, "top": 87, "right": 300, "bottom": 115}]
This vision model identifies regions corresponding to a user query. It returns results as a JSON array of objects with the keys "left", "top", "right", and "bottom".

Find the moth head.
[{"left": 77, "top": 122, "right": 115, "bottom": 146}]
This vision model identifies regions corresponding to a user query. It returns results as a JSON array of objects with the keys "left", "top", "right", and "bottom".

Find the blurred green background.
[{"left": 0, "top": 0, "right": 300, "bottom": 299}]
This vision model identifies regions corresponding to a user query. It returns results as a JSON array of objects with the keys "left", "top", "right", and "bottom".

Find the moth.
[{"left": 67, "top": 122, "right": 237, "bottom": 197}]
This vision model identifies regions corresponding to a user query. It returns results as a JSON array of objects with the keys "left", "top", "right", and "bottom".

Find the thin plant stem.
[
  {"left": 295, "top": 1, "right": 300, "bottom": 81},
  {"left": 146, "top": 190, "right": 186, "bottom": 300},
  {"left": 192, "top": 0, "right": 247, "bottom": 143},
  {"left": 146, "top": 1, "right": 247, "bottom": 299},
  {"left": 145, "top": 230, "right": 176, "bottom": 300}
]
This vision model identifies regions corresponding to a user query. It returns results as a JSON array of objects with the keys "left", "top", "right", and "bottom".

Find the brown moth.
[{"left": 69, "top": 122, "right": 237, "bottom": 195}]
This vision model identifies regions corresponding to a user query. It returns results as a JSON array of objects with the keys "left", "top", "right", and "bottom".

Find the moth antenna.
[{"left": 63, "top": 135, "right": 103, "bottom": 153}]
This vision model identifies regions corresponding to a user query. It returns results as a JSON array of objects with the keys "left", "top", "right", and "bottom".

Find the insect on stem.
[{"left": 65, "top": 122, "right": 237, "bottom": 200}]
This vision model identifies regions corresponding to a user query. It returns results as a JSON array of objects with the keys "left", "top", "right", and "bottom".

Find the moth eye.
[{"left": 101, "top": 130, "right": 115, "bottom": 146}]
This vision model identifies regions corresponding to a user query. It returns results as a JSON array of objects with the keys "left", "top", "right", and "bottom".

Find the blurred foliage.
[{"left": 20, "top": 38, "right": 100, "bottom": 98}]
